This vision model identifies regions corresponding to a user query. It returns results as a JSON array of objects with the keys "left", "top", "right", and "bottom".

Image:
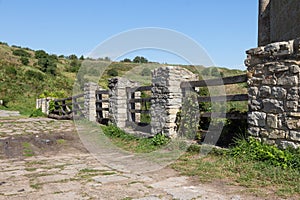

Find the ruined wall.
[
  {"left": 246, "top": 38, "right": 300, "bottom": 148},
  {"left": 150, "top": 66, "right": 198, "bottom": 138},
  {"left": 259, "top": 0, "right": 300, "bottom": 46}
]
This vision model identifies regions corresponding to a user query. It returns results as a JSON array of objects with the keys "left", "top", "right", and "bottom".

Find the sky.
[{"left": 0, "top": 0, "right": 258, "bottom": 70}]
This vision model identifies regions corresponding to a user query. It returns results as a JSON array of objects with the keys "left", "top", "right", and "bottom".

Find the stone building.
[{"left": 246, "top": 0, "right": 300, "bottom": 148}]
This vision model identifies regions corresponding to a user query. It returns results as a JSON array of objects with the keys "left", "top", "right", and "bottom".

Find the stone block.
[
  {"left": 249, "top": 87, "right": 259, "bottom": 97},
  {"left": 272, "top": 87, "right": 286, "bottom": 99},
  {"left": 259, "top": 86, "right": 271, "bottom": 97},
  {"left": 248, "top": 127, "right": 260, "bottom": 137},
  {"left": 286, "top": 101, "right": 298, "bottom": 112},
  {"left": 269, "top": 129, "right": 286, "bottom": 139},
  {"left": 287, "top": 87, "right": 299, "bottom": 100},
  {"left": 262, "top": 99, "right": 284, "bottom": 113},
  {"left": 286, "top": 118, "right": 300, "bottom": 129},
  {"left": 248, "top": 112, "right": 266, "bottom": 127},
  {"left": 249, "top": 99, "right": 263, "bottom": 111},
  {"left": 279, "top": 141, "right": 299, "bottom": 149},
  {"left": 277, "top": 75, "right": 298, "bottom": 86},
  {"left": 262, "top": 75, "right": 277, "bottom": 85},
  {"left": 266, "top": 114, "right": 278, "bottom": 128},
  {"left": 290, "top": 65, "right": 300, "bottom": 74},
  {"left": 289, "top": 131, "right": 300, "bottom": 142}
]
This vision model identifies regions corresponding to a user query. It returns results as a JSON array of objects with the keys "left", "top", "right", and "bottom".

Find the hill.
[{"left": 0, "top": 41, "right": 247, "bottom": 115}]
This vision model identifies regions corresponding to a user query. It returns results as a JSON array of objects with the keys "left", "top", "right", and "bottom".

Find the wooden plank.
[
  {"left": 200, "top": 112, "right": 247, "bottom": 119},
  {"left": 96, "top": 108, "right": 109, "bottom": 111},
  {"left": 96, "top": 99, "right": 109, "bottom": 103},
  {"left": 135, "top": 85, "right": 152, "bottom": 92},
  {"left": 197, "top": 94, "right": 248, "bottom": 102},
  {"left": 129, "top": 109, "right": 150, "bottom": 114},
  {"left": 96, "top": 90, "right": 109, "bottom": 95},
  {"left": 181, "top": 74, "right": 247, "bottom": 88},
  {"left": 72, "top": 94, "right": 84, "bottom": 99},
  {"left": 129, "top": 98, "right": 152, "bottom": 103}
]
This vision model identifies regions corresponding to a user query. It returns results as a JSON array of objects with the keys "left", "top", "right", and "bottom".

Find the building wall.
[{"left": 259, "top": 0, "right": 300, "bottom": 46}]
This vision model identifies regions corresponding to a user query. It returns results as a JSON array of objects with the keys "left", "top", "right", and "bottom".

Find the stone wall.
[
  {"left": 246, "top": 38, "right": 300, "bottom": 148},
  {"left": 258, "top": 0, "right": 300, "bottom": 46},
  {"left": 150, "top": 66, "right": 198, "bottom": 138},
  {"left": 84, "top": 82, "right": 99, "bottom": 122},
  {"left": 108, "top": 77, "right": 139, "bottom": 129}
]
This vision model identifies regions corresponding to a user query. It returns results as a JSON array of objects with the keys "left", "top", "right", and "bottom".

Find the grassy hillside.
[{"left": 0, "top": 41, "right": 247, "bottom": 115}]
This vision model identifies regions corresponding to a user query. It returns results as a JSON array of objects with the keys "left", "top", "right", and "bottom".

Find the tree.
[
  {"left": 133, "top": 56, "right": 148, "bottom": 63},
  {"left": 121, "top": 58, "right": 131, "bottom": 62},
  {"left": 79, "top": 55, "right": 84, "bottom": 60},
  {"left": 35, "top": 50, "right": 48, "bottom": 59},
  {"left": 68, "top": 54, "right": 78, "bottom": 60}
]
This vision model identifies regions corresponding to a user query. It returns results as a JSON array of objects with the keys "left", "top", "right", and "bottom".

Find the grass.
[
  {"left": 22, "top": 142, "right": 34, "bottom": 157},
  {"left": 101, "top": 125, "right": 170, "bottom": 153},
  {"left": 56, "top": 139, "right": 66, "bottom": 145},
  {"left": 171, "top": 145, "right": 300, "bottom": 198}
]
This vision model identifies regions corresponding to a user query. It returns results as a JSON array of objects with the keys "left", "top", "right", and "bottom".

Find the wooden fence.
[
  {"left": 48, "top": 94, "right": 84, "bottom": 120},
  {"left": 181, "top": 74, "right": 248, "bottom": 119},
  {"left": 126, "top": 86, "right": 152, "bottom": 131},
  {"left": 95, "top": 90, "right": 110, "bottom": 125}
]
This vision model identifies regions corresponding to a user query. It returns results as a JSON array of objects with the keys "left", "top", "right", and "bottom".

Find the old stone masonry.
[{"left": 246, "top": 38, "right": 300, "bottom": 149}]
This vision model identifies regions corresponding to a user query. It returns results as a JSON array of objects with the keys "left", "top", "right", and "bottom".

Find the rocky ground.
[{"left": 0, "top": 115, "right": 288, "bottom": 200}]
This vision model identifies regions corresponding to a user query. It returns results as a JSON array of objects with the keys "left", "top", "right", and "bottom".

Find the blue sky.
[{"left": 0, "top": 0, "right": 258, "bottom": 70}]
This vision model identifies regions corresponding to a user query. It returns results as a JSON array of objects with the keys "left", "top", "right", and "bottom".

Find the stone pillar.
[
  {"left": 150, "top": 66, "right": 198, "bottom": 138},
  {"left": 246, "top": 38, "right": 300, "bottom": 149},
  {"left": 84, "top": 82, "right": 99, "bottom": 122},
  {"left": 258, "top": 0, "right": 270, "bottom": 46},
  {"left": 108, "top": 78, "right": 139, "bottom": 129},
  {"left": 36, "top": 97, "right": 54, "bottom": 115}
]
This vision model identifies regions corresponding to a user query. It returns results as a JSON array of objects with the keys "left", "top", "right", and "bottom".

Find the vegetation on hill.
[{"left": 0, "top": 41, "right": 246, "bottom": 116}]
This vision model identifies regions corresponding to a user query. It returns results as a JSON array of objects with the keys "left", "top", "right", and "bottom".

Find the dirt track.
[{"left": 0, "top": 116, "right": 286, "bottom": 200}]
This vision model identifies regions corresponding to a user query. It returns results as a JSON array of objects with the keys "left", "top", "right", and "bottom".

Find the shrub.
[
  {"left": 5, "top": 66, "right": 17, "bottom": 76},
  {"left": 140, "top": 68, "right": 151, "bottom": 76},
  {"left": 151, "top": 133, "right": 170, "bottom": 146},
  {"left": 35, "top": 50, "right": 48, "bottom": 59},
  {"left": 20, "top": 57, "right": 29, "bottom": 65},
  {"left": 230, "top": 137, "right": 300, "bottom": 169},
  {"left": 25, "top": 70, "right": 44, "bottom": 80},
  {"left": 29, "top": 108, "right": 45, "bottom": 117},
  {"left": 13, "top": 49, "right": 31, "bottom": 57},
  {"left": 107, "top": 69, "right": 118, "bottom": 76}
]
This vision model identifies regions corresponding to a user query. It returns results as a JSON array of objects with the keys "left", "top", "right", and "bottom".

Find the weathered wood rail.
[
  {"left": 48, "top": 94, "right": 84, "bottom": 120},
  {"left": 95, "top": 90, "right": 110, "bottom": 125},
  {"left": 126, "top": 86, "right": 152, "bottom": 129},
  {"left": 181, "top": 74, "right": 248, "bottom": 119}
]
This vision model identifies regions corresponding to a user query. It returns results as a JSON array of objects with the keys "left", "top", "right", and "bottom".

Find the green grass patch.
[
  {"left": 171, "top": 140, "right": 300, "bottom": 198},
  {"left": 101, "top": 125, "right": 170, "bottom": 153},
  {"left": 22, "top": 142, "right": 34, "bottom": 157}
]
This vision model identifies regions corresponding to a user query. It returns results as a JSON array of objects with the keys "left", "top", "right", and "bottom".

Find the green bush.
[
  {"left": 107, "top": 69, "right": 118, "bottom": 76},
  {"left": 25, "top": 70, "right": 44, "bottom": 80},
  {"left": 13, "top": 49, "right": 31, "bottom": 57},
  {"left": 140, "top": 68, "right": 151, "bottom": 76},
  {"left": 20, "top": 57, "right": 29, "bottom": 65},
  {"left": 151, "top": 133, "right": 170, "bottom": 146},
  {"left": 230, "top": 137, "right": 300, "bottom": 170},
  {"left": 29, "top": 108, "right": 45, "bottom": 118},
  {"left": 35, "top": 50, "right": 48, "bottom": 59}
]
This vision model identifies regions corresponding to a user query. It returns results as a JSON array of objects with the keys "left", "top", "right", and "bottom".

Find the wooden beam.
[
  {"left": 181, "top": 74, "right": 247, "bottom": 88},
  {"left": 129, "top": 98, "right": 152, "bottom": 103},
  {"left": 197, "top": 94, "right": 248, "bottom": 102}
]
